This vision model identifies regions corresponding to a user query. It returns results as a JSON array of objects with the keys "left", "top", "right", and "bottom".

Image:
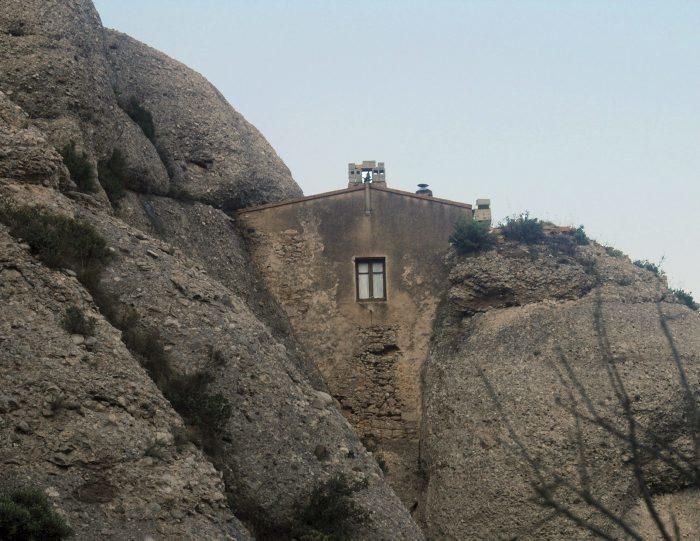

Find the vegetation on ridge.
[
  {"left": 61, "top": 306, "right": 96, "bottom": 337},
  {"left": 671, "top": 288, "right": 699, "bottom": 311},
  {"left": 604, "top": 245, "right": 624, "bottom": 258},
  {"left": 0, "top": 486, "right": 72, "bottom": 540},
  {"left": 500, "top": 212, "right": 545, "bottom": 244},
  {"left": 449, "top": 216, "right": 495, "bottom": 254},
  {"left": 572, "top": 225, "right": 589, "bottom": 246},
  {"left": 634, "top": 259, "right": 662, "bottom": 276},
  {"left": 93, "top": 290, "right": 232, "bottom": 458}
]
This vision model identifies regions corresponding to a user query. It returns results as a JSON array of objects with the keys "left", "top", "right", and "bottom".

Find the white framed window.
[{"left": 356, "top": 258, "right": 386, "bottom": 301}]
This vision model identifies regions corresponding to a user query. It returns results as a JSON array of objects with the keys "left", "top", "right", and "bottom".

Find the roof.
[{"left": 237, "top": 184, "right": 473, "bottom": 214}]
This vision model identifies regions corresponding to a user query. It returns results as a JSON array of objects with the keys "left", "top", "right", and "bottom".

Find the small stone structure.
[
  {"left": 348, "top": 160, "right": 386, "bottom": 186},
  {"left": 474, "top": 198, "right": 492, "bottom": 225},
  {"left": 239, "top": 162, "right": 488, "bottom": 509}
]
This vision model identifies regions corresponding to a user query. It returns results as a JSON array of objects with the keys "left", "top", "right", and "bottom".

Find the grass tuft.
[
  {"left": 634, "top": 259, "right": 662, "bottom": 277},
  {"left": 296, "top": 474, "right": 369, "bottom": 541}
]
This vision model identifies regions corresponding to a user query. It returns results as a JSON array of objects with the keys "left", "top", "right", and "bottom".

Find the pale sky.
[{"left": 93, "top": 0, "right": 699, "bottom": 298}]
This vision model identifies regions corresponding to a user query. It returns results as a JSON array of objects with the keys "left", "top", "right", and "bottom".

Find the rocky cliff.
[
  {"left": 0, "top": 2, "right": 421, "bottom": 539},
  {"left": 2, "top": 1, "right": 698, "bottom": 540},
  {"left": 0, "top": 0, "right": 300, "bottom": 208},
  {"left": 419, "top": 240, "right": 700, "bottom": 539}
]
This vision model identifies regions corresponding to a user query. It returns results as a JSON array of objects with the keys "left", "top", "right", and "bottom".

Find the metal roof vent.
[{"left": 416, "top": 183, "right": 433, "bottom": 196}]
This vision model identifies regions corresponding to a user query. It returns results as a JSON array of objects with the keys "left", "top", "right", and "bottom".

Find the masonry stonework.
[{"left": 239, "top": 183, "right": 472, "bottom": 509}]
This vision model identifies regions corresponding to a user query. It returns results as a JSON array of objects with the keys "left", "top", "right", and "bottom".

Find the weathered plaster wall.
[{"left": 239, "top": 185, "right": 472, "bottom": 509}]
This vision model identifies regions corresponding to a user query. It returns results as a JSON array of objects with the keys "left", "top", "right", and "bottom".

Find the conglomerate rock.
[
  {"left": 0, "top": 1, "right": 420, "bottom": 537},
  {"left": 0, "top": 0, "right": 301, "bottom": 208},
  {"left": 3, "top": 0, "right": 697, "bottom": 539},
  {"left": 0, "top": 0, "right": 169, "bottom": 198},
  {"left": 105, "top": 30, "right": 303, "bottom": 209},
  {"left": 0, "top": 90, "right": 68, "bottom": 188},
  {"left": 114, "top": 191, "right": 326, "bottom": 389},
  {"left": 0, "top": 225, "right": 251, "bottom": 540},
  {"left": 1, "top": 181, "right": 423, "bottom": 540},
  {"left": 419, "top": 241, "right": 700, "bottom": 540}
]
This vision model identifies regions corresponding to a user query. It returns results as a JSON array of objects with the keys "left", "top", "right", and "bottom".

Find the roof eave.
[{"left": 237, "top": 184, "right": 472, "bottom": 214}]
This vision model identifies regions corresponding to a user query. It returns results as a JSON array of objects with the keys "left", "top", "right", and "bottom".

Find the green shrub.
[
  {"left": 123, "top": 98, "right": 155, "bottom": 143},
  {"left": 449, "top": 216, "right": 495, "bottom": 254},
  {"left": 58, "top": 141, "right": 96, "bottom": 193},
  {"left": 296, "top": 474, "right": 369, "bottom": 540},
  {"left": 572, "top": 225, "right": 589, "bottom": 246},
  {"left": 0, "top": 487, "right": 72, "bottom": 540},
  {"left": 604, "top": 245, "right": 624, "bottom": 258},
  {"left": 670, "top": 288, "right": 699, "bottom": 311},
  {"left": 617, "top": 276, "right": 633, "bottom": 286},
  {"left": 97, "top": 149, "right": 127, "bottom": 205},
  {"left": 544, "top": 235, "right": 576, "bottom": 256},
  {"left": 0, "top": 205, "right": 111, "bottom": 290},
  {"left": 61, "top": 306, "right": 95, "bottom": 336},
  {"left": 164, "top": 371, "right": 232, "bottom": 457},
  {"left": 501, "top": 212, "right": 545, "bottom": 244},
  {"left": 634, "top": 259, "right": 662, "bottom": 276},
  {"left": 132, "top": 334, "right": 169, "bottom": 384},
  {"left": 96, "top": 296, "right": 171, "bottom": 387}
]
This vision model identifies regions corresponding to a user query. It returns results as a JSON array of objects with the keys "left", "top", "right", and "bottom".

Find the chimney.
[
  {"left": 474, "top": 198, "right": 491, "bottom": 225},
  {"left": 416, "top": 183, "right": 433, "bottom": 197}
]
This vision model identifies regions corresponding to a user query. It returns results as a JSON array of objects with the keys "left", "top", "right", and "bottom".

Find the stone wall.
[{"left": 239, "top": 184, "right": 472, "bottom": 509}]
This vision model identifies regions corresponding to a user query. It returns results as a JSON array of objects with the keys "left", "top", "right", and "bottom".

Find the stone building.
[{"left": 239, "top": 162, "right": 490, "bottom": 508}]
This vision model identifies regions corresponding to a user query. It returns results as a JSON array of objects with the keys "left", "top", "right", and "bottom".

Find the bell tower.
[{"left": 348, "top": 160, "right": 386, "bottom": 187}]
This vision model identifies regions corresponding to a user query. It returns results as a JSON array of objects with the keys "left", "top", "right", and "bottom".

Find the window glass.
[
  {"left": 372, "top": 273, "right": 384, "bottom": 299},
  {"left": 356, "top": 257, "right": 386, "bottom": 300},
  {"left": 358, "top": 273, "right": 370, "bottom": 299}
]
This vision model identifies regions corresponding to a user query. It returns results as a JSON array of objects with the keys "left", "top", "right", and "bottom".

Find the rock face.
[
  {"left": 0, "top": 0, "right": 301, "bottom": 209},
  {"left": 419, "top": 241, "right": 700, "bottom": 539},
  {"left": 0, "top": 226, "right": 250, "bottom": 540},
  {"left": 113, "top": 191, "right": 325, "bottom": 388},
  {"left": 0, "top": 91, "right": 68, "bottom": 188},
  {"left": 105, "top": 30, "right": 302, "bottom": 209},
  {"left": 0, "top": 0, "right": 422, "bottom": 538},
  {"left": 1, "top": 181, "right": 422, "bottom": 540},
  {"left": 2, "top": 0, "right": 697, "bottom": 539},
  {"left": 0, "top": 0, "right": 169, "bottom": 199},
  {"left": 0, "top": 0, "right": 421, "bottom": 534}
]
